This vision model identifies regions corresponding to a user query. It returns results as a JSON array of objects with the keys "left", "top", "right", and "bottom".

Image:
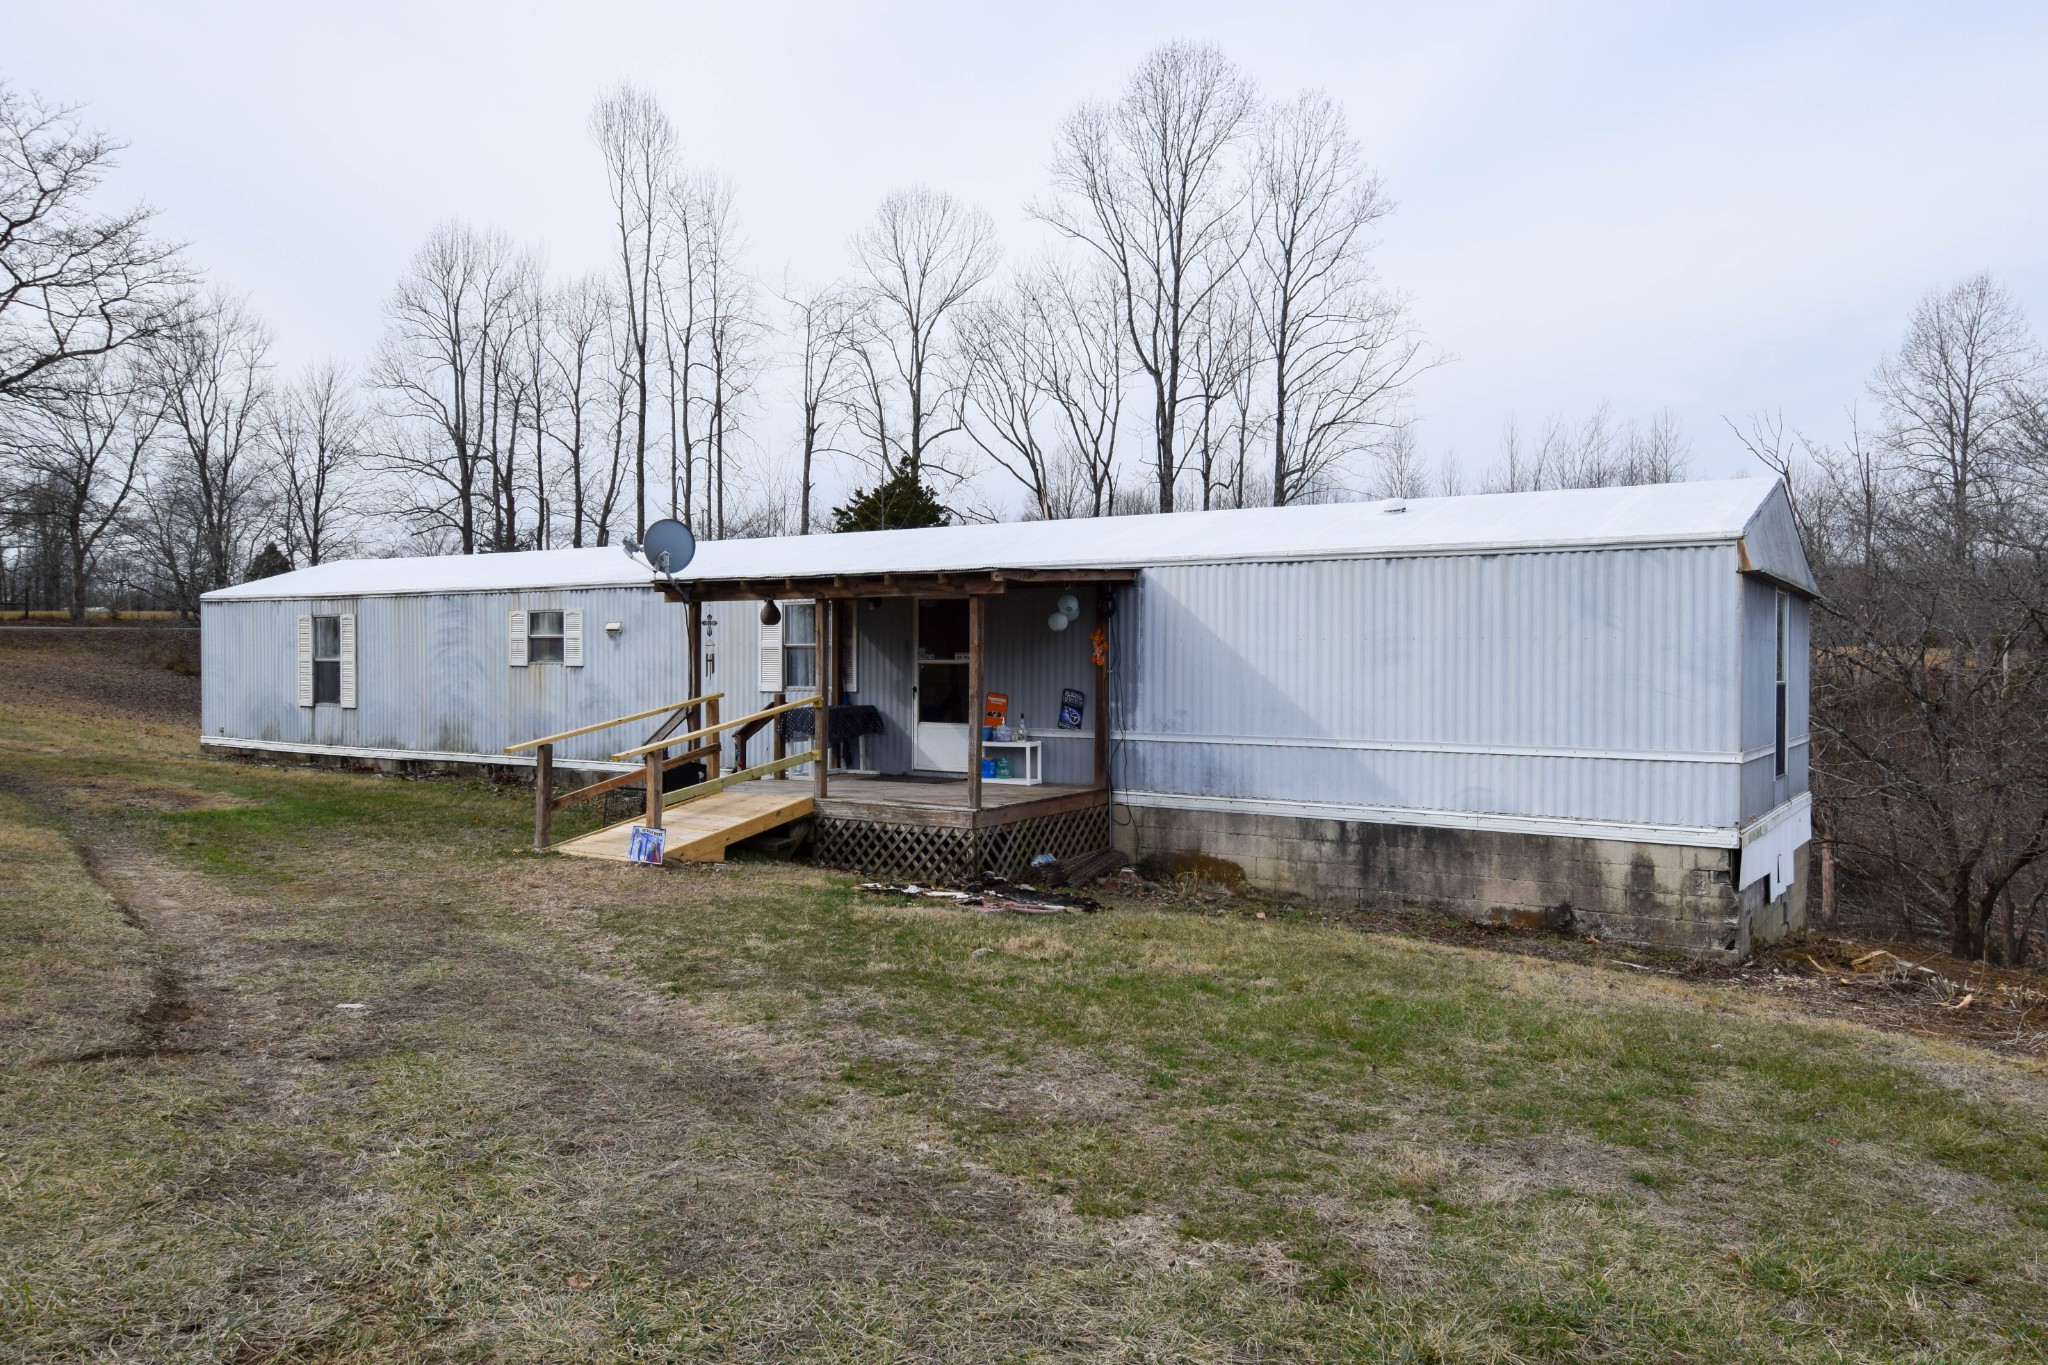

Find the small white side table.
[{"left": 981, "top": 739, "right": 1043, "bottom": 785}]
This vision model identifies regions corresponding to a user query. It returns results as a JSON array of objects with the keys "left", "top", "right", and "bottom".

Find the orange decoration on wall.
[{"left": 1090, "top": 626, "right": 1108, "bottom": 667}]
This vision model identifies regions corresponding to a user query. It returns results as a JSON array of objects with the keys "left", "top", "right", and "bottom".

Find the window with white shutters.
[
  {"left": 337, "top": 612, "right": 357, "bottom": 709},
  {"left": 311, "top": 615, "right": 344, "bottom": 705},
  {"left": 758, "top": 611, "right": 782, "bottom": 692},
  {"left": 508, "top": 608, "right": 529, "bottom": 667},
  {"left": 296, "top": 615, "right": 314, "bottom": 707},
  {"left": 759, "top": 601, "right": 857, "bottom": 696},
  {"left": 527, "top": 611, "right": 565, "bottom": 663},
  {"left": 783, "top": 603, "right": 818, "bottom": 689}
]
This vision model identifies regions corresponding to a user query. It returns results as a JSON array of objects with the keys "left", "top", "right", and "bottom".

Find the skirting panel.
[{"left": 815, "top": 804, "right": 1111, "bottom": 883}]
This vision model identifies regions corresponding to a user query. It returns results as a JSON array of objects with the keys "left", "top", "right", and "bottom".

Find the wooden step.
[{"left": 552, "top": 785, "right": 815, "bottom": 864}]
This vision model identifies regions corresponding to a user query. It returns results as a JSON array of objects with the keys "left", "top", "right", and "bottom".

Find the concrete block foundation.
[{"left": 1117, "top": 803, "right": 1805, "bottom": 960}]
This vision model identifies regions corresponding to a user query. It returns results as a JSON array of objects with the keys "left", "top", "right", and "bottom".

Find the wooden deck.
[
  {"left": 811, "top": 775, "right": 1107, "bottom": 830},
  {"left": 551, "top": 772, "right": 1111, "bottom": 879},
  {"left": 554, "top": 785, "right": 815, "bottom": 864}
]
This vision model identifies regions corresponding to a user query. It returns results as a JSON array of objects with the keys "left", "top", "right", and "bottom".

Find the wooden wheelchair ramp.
[{"left": 553, "top": 785, "right": 814, "bottom": 864}]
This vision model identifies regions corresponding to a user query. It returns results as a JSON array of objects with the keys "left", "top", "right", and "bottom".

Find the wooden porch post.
[
  {"left": 687, "top": 596, "right": 703, "bottom": 722},
  {"left": 1093, "top": 591, "right": 1110, "bottom": 790},
  {"left": 967, "top": 592, "right": 984, "bottom": 812},
  {"left": 815, "top": 597, "right": 831, "bottom": 799},
  {"left": 534, "top": 742, "right": 553, "bottom": 850},
  {"left": 643, "top": 753, "right": 663, "bottom": 830}
]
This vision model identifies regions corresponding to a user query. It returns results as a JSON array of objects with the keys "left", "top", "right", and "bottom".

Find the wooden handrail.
[
  {"left": 658, "top": 749, "right": 821, "bottom": 810},
  {"left": 505, "top": 692, "right": 724, "bottom": 753},
  {"left": 610, "top": 696, "right": 820, "bottom": 762},
  {"left": 547, "top": 743, "right": 716, "bottom": 811}
]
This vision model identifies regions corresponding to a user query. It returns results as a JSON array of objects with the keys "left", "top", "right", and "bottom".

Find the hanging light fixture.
[
  {"left": 1056, "top": 593, "right": 1081, "bottom": 620},
  {"left": 759, "top": 600, "right": 781, "bottom": 626},
  {"left": 1047, "top": 611, "right": 1070, "bottom": 632}
]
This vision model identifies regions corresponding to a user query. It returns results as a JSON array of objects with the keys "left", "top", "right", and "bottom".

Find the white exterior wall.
[
  {"left": 201, "top": 586, "right": 689, "bottom": 769},
  {"left": 1113, "top": 545, "right": 1776, "bottom": 842},
  {"left": 199, "top": 525, "right": 1810, "bottom": 852}
]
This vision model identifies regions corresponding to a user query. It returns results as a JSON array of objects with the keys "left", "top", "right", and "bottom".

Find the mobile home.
[{"left": 201, "top": 477, "right": 1813, "bottom": 957}]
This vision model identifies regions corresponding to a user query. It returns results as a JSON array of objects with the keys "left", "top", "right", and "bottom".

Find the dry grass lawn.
[{"left": 2, "top": 630, "right": 2046, "bottom": 1362}]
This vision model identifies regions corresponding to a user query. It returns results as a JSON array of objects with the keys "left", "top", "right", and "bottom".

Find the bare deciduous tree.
[
  {"left": 956, "top": 283, "right": 1057, "bottom": 518},
  {"left": 146, "top": 290, "right": 273, "bottom": 596},
  {"left": 590, "top": 84, "right": 678, "bottom": 538},
  {"left": 0, "top": 82, "right": 187, "bottom": 402},
  {"left": 0, "top": 353, "right": 160, "bottom": 619},
  {"left": 1485, "top": 405, "right": 1689, "bottom": 492},
  {"left": 1037, "top": 42, "right": 1256, "bottom": 512},
  {"left": 784, "top": 282, "right": 857, "bottom": 534},
  {"left": 850, "top": 186, "right": 997, "bottom": 488},
  {"left": 693, "top": 177, "right": 763, "bottom": 539},
  {"left": 543, "top": 274, "right": 615, "bottom": 547},
  {"left": 1253, "top": 90, "right": 1428, "bottom": 505},
  {"left": 371, "top": 222, "right": 523, "bottom": 553},
  {"left": 1754, "top": 275, "right": 2048, "bottom": 962},
  {"left": 1183, "top": 264, "right": 1258, "bottom": 509},
  {"left": 1028, "top": 262, "right": 1126, "bottom": 518},
  {"left": 1362, "top": 427, "right": 1429, "bottom": 500},
  {"left": 1870, "top": 274, "right": 2040, "bottom": 557},
  {"left": 271, "top": 361, "right": 367, "bottom": 566}
]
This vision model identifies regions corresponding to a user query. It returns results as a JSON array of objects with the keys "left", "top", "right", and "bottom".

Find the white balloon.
[
  {"left": 1047, "top": 611, "right": 1070, "bottom": 631},
  {"left": 1057, "top": 593, "right": 1081, "bottom": 619}
]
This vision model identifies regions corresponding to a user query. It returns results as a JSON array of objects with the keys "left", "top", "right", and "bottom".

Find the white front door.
[{"left": 912, "top": 598, "right": 972, "bottom": 773}]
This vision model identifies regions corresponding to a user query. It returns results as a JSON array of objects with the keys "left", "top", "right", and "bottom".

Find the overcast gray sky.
[{"left": 6, "top": 0, "right": 2045, "bottom": 495}]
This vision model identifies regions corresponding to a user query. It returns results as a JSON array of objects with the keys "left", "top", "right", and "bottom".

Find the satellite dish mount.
[{"left": 630, "top": 517, "right": 697, "bottom": 590}]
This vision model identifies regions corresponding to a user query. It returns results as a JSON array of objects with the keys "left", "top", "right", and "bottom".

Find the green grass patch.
[{"left": 3, "top": 634, "right": 2046, "bottom": 1361}]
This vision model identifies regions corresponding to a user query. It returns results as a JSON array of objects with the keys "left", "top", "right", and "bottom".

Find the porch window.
[{"left": 783, "top": 602, "right": 818, "bottom": 688}]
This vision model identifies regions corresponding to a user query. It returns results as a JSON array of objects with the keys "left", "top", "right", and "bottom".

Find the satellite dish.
[{"left": 641, "top": 518, "right": 696, "bottom": 577}]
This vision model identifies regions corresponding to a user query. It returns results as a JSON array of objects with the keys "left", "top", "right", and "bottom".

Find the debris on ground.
[
  {"left": 1034, "top": 847, "right": 1133, "bottom": 888},
  {"left": 1722, "top": 936, "right": 2048, "bottom": 1056},
  {"left": 857, "top": 876, "right": 1102, "bottom": 915}
]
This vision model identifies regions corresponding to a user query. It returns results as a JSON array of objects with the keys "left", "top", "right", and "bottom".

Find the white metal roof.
[{"left": 204, "top": 477, "right": 1793, "bottom": 601}]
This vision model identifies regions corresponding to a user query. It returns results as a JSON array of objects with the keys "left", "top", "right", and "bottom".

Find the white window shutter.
[
  {"left": 508, "top": 607, "right": 528, "bottom": 667},
  {"left": 338, "top": 612, "right": 357, "bottom": 709},
  {"left": 841, "top": 607, "right": 858, "bottom": 693},
  {"left": 563, "top": 609, "right": 584, "bottom": 667},
  {"left": 758, "top": 609, "right": 782, "bottom": 692},
  {"left": 295, "top": 614, "right": 314, "bottom": 707}
]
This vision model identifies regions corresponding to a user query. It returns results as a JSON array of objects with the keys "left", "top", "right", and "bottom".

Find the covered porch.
[{"left": 664, "top": 565, "right": 1131, "bottom": 881}]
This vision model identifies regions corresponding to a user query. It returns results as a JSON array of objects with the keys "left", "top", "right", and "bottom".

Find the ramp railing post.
[
  {"left": 534, "top": 742, "right": 553, "bottom": 850},
  {"left": 644, "top": 753, "right": 663, "bottom": 830},
  {"left": 813, "top": 695, "right": 829, "bottom": 800},
  {"left": 967, "top": 593, "right": 984, "bottom": 813}
]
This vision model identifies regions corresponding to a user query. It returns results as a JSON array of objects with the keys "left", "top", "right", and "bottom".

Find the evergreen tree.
[
  {"left": 246, "top": 542, "right": 293, "bottom": 580},
  {"left": 830, "top": 468, "right": 949, "bottom": 532}
]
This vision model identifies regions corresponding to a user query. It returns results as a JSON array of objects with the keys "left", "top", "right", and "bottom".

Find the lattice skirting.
[{"left": 814, "top": 805, "right": 1111, "bottom": 884}]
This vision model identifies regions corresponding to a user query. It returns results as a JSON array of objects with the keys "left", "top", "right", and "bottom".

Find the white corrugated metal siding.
[
  {"left": 1115, "top": 546, "right": 1748, "bottom": 832},
  {"left": 202, "top": 510, "right": 1807, "bottom": 845},
  {"left": 202, "top": 586, "right": 690, "bottom": 767}
]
